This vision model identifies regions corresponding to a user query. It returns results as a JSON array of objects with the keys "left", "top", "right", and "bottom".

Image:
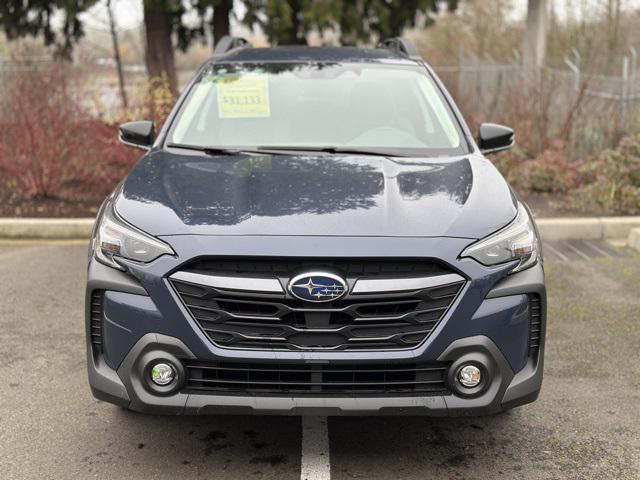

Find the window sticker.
[{"left": 217, "top": 74, "right": 271, "bottom": 118}]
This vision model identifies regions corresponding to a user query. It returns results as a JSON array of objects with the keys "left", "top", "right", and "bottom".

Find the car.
[{"left": 86, "top": 36, "right": 546, "bottom": 416}]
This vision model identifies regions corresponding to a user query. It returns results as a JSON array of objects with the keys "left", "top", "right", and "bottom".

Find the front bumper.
[
  {"left": 86, "top": 235, "right": 546, "bottom": 416},
  {"left": 89, "top": 331, "right": 543, "bottom": 416}
]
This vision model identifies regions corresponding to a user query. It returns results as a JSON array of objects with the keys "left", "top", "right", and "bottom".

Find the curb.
[
  {"left": 628, "top": 228, "right": 640, "bottom": 253},
  {"left": 0, "top": 216, "right": 640, "bottom": 242},
  {"left": 535, "top": 217, "right": 640, "bottom": 241},
  {"left": 0, "top": 218, "right": 95, "bottom": 239}
]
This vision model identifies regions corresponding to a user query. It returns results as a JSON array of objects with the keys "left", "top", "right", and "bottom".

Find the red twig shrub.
[
  {"left": 493, "top": 140, "right": 582, "bottom": 194},
  {"left": 0, "top": 65, "right": 139, "bottom": 200}
]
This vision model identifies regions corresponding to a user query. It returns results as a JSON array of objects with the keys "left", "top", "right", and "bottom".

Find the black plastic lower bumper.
[{"left": 88, "top": 332, "right": 543, "bottom": 416}]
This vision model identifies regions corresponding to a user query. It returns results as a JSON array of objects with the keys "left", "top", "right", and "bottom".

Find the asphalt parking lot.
[{"left": 1, "top": 241, "right": 639, "bottom": 480}]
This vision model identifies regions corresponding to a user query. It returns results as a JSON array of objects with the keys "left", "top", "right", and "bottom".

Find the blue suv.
[{"left": 86, "top": 37, "right": 546, "bottom": 416}]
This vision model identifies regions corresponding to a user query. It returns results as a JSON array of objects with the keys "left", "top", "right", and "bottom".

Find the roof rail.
[
  {"left": 377, "top": 37, "right": 422, "bottom": 61},
  {"left": 213, "top": 35, "right": 252, "bottom": 58}
]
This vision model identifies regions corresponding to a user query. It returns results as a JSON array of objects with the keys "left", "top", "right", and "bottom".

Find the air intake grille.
[
  {"left": 171, "top": 257, "right": 464, "bottom": 351},
  {"left": 90, "top": 291, "right": 104, "bottom": 352},
  {"left": 184, "top": 257, "right": 451, "bottom": 278},
  {"left": 184, "top": 361, "right": 450, "bottom": 396},
  {"left": 528, "top": 294, "right": 542, "bottom": 356}
]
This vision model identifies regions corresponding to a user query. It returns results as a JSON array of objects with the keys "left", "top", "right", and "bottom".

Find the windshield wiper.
[
  {"left": 167, "top": 143, "right": 404, "bottom": 157},
  {"left": 256, "top": 146, "right": 404, "bottom": 157},
  {"left": 166, "top": 143, "right": 269, "bottom": 156}
]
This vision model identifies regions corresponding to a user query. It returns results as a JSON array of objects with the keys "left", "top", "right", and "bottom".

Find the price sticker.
[{"left": 217, "top": 74, "right": 271, "bottom": 118}]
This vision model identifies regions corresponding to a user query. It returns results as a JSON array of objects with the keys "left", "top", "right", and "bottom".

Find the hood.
[{"left": 115, "top": 151, "right": 517, "bottom": 239}]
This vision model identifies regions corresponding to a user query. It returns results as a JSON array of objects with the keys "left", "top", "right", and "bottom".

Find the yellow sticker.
[{"left": 217, "top": 74, "right": 270, "bottom": 118}]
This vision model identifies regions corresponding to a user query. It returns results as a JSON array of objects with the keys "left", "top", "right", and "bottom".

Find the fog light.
[
  {"left": 458, "top": 364, "right": 482, "bottom": 388},
  {"left": 151, "top": 362, "right": 175, "bottom": 386}
]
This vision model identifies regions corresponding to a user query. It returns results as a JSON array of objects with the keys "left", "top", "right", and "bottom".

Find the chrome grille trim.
[
  {"left": 171, "top": 271, "right": 465, "bottom": 296},
  {"left": 169, "top": 271, "right": 284, "bottom": 293},
  {"left": 352, "top": 273, "right": 466, "bottom": 293}
]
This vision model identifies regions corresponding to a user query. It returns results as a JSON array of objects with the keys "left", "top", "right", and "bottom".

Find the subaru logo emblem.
[{"left": 288, "top": 272, "right": 348, "bottom": 303}]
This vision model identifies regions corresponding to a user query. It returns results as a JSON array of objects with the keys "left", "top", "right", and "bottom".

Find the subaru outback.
[{"left": 86, "top": 36, "right": 546, "bottom": 416}]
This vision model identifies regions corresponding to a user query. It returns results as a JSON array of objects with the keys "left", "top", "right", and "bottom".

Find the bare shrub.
[
  {"left": 413, "top": 0, "right": 639, "bottom": 164},
  {"left": 577, "top": 134, "right": 640, "bottom": 214},
  {"left": 0, "top": 66, "right": 84, "bottom": 198},
  {"left": 116, "top": 74, "right": 177, "bottom": 129},
  {"left": 0, "top": 65, "right": 138, "bottom": 199}
]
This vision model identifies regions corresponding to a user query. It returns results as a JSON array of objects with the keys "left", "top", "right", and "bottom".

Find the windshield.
[{"left": 168, "top": 62, "right": 467, "bottom": 156}]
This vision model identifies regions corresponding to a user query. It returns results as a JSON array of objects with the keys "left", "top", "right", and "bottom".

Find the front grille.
[
  {"left": 184, "top": 361, "right": 450, "bottom": 396},
  {"left": 184, "top": 258, "right": 451, "bottom": 278},
  {"left": 89, "top": 291, "right": 104, "bottom": 352},
  {"left": 171, "top": 257, "right": 464, "bottom": 351},
  {"left": 528, "top": 294, "right": 542, "bottom": 356}
]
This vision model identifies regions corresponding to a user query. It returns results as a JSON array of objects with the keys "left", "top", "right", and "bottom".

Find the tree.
[
  {"left": 337, "top": 0, "right": 459, "bottom": 44},
  {"left": 242, "top": 0, "right": 459, "bottom": 46},
  {"left": 145, "top": 0, "right": 236, "bottom": 93},
  {"left": 0, "top": 0, "right": 216, "bottom": 95},
  {"left": 0, "top": 0, "right": 97, "bottom": 59},
  {"left": 189, "top": 0, "right": 234, "bottom": 49},
  {"left": 107, "top": 0, "right": 127, "bottom": 110},
  {"left": 243, "top": 0, "right": 306, "bottom": 45},
  {"left": 143, "top": 0, "right": 180, "bottom": 95},
  {"left": 144, "top": 0, "right": 239, "bottom": 94},
  {"left": 212, "top": 0, "right": 232, "bottom": 46},
  {"left": 605, "top": 0, "right": 622, "bottom": 71},
  {"left": 524, "top": 0, "right": 547, "bottom": 70},
  {"left": 146, "top": 0, "right": 236, "bottom": 92}
]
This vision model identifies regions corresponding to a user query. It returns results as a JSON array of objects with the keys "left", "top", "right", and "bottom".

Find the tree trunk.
[
  {"left": 143, "top": 1, "right": 177, "bottom": 95},
  {"left": 284, "top": 0, "right": 306, "bottom": 45},
  {"left": 107, "top": 0, "right": 127, "bottom": 111},
  {"left": 606, "top": 0, "right": 621, "bottom": 71},
  {"left": 523, "top": 0, "right": 547, "bottom": 71},
  {"left": 212, "top": 0, "right": 231, "bottom": 49},
  {"left": 290, "top": 0, "right": 302, "bottom": 44}
]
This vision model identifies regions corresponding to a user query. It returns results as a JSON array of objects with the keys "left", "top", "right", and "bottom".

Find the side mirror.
[
  {"left": 478, "top": 123, "right": 514, "bottom": 154},
  {"left": 119, "top": 120, "right": 155, "bottom": 150}
]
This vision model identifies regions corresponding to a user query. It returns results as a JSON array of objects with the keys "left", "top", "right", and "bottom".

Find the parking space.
[
  {"left": 544, "top": 239, "right": 630, "bottom": 261},
  {"left": 1, "top": 242, "right": 638, "bottom": 479}
]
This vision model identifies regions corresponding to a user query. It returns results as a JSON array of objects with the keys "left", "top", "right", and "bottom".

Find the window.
[{"left": 169, "top": 62, "right": 466, "bottom": 156}]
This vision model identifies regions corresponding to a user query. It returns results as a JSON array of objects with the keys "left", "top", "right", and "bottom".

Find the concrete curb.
[
  {"left": 0, "top": 218, "right": 95, "bottom": 239},
  {"left": 628, "top": 228, "right": 640, "bottom": 253},
  {"left": 0, "top": 216, "right": 640, "bottom": 242},
  {"left": 535, "top": 217, "right": 640, "bottom": 241}
]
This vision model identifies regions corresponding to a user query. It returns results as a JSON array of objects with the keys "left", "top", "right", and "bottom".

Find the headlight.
[
  {"left": 93, "top": 200, "right": 174, "bottom": 270},
  {"left": 461, "top": 202, "right": 539, "bottom": 273}
]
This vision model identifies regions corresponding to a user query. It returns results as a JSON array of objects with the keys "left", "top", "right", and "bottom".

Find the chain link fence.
[{"left": 433, "top": 51, "right": 640, "bottom": 159}]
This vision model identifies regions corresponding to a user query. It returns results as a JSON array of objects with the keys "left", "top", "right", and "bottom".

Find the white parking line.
[
  {"left": 583, "top": 240, "right": 612, "bottom": 257},
  {"left": 562, "top": 241, "right": 591, "bottom": 261},
  {"left": 545, "top": 242, "right": 569, "bottom": 261},
  {"left": 301, "top": 416, "right": 331, "bottom": 480}
]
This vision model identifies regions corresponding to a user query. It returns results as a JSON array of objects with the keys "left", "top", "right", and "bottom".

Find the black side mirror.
[
  {"left": 478, "top": 123, "right": 514, "bottom": 154},
  {"left": 119, "top": 121, "right": 155, "bottom": 150}
]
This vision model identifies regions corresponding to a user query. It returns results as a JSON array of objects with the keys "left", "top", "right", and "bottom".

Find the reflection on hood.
[
  {"left": 398, "top": 159, "right": 472, "bottom": 205},
  {"left": 116, "top": 151, "right": 516, "bottom": 239}
]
